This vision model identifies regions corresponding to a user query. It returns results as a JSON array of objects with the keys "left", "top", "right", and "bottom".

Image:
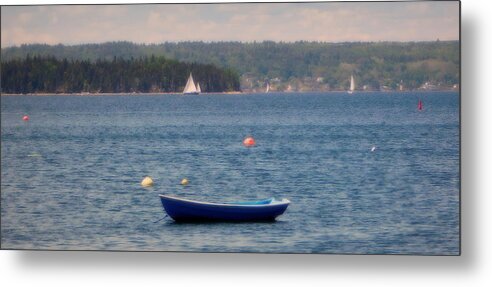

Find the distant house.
[{"left": 420, "top": 82, "right": 438, "bottom": 90}]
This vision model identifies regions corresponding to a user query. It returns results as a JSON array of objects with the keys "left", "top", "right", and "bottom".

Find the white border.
[{"left": 2, "top": 1, "right": 492, "bottom": 287}]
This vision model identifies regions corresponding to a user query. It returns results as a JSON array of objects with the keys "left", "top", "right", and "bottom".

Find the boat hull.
[{"left": 159, "top": 195, "right": 290, "bottom": 222}]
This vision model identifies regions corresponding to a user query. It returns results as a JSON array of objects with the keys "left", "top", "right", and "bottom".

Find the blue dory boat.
[{"left": 159, "top": 194, "right": 290, "bottom": 222}]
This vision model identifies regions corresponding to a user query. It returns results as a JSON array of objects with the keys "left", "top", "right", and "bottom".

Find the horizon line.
[{"left": 2, "top": 39, "right": 460, "bottom": 49}]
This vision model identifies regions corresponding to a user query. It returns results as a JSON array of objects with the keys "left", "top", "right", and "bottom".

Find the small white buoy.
[
  {"left": 28, "top": 152, "right": 42, "bottom": 157},
  {"left": 181, "top": 178, "right": 189, "bottom": 186},
  {"left": 371, "top": 146, "right": 376, "bottom": 152},
  {"left": 141, "top": 176, "right": 154, "bottom": 187}
]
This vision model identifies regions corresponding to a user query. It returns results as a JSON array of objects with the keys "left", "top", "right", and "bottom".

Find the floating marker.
[
  {"left": 243, "top": 136, "right": 256, "bottom": 147},
  {"left": 23, "top": 115, "right": 29, "bottom": 121},
  {"left": 181, "top": 178, "right": 189, "bottom": 186},
  {"left": 28, "top": 152, "right": 42, "bottom": 157},
  {"left": 141, "top": 176, "right": 154, "bottom": 187},
  {"left": 418, "top": 99, "right": 423, "bottom": 111}
]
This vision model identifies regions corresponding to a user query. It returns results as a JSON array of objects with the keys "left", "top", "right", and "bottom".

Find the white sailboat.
[
  {"left": 265, "top": 82, "right": 270, "bottom": 93},
  {"left": 183, "top": 73, "right": 200, "bottom": 95},
  {"left": 348, "top": 74, "right": 355, "bottom": 94},
  {"left": 196, "top": 82, "right": 201, "bottom": 93}
]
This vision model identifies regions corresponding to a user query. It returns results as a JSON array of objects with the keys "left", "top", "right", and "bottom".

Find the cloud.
[
  {"left": 17, "top": 11, "right": 33, "bottom": 24},
  {"left": 1, "top": 2, "right": 459, "bottom": 47},
  {"left": 1, "top": 26, "right": 59, "bottom": 46}
]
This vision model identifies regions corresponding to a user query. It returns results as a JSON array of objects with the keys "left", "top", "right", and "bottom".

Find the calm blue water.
[{"left": 1, "top": 92, "right": 459, "bottom": 254}]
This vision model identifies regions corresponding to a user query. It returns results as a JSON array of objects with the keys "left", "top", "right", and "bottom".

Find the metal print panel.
[{"left": 0, "top": 1, "right": 460, "bottom": 254}]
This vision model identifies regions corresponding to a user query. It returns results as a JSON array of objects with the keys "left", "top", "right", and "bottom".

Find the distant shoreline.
[
  {"left": 0, "top": 89, "right": 458, "bottom": 96},
  {"left": 0, "top": 91, "right": 244, "bottom": 96}
]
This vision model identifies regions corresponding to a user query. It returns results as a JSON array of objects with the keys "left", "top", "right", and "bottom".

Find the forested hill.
[
  {"left": 1, "top": 56, "right": 240, "bottom": 94},
  {"left": 1, "top": 41, "right": 459, "bottom": 92}
]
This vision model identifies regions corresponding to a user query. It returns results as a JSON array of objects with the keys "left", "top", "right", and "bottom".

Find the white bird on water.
[{"left": 371, "top": 146, "right": 376, "bottom": 152}]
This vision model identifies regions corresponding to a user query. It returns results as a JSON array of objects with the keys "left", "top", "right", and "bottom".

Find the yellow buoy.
[
  {"left": 141, "top": 176, "right": 154, "bottom": 187},
  {"left": 181, "top": 178, "right": 189, "bottom": 186}
]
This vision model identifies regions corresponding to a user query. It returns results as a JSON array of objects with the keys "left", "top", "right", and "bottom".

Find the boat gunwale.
[{"left": 158, "top": 194, "right": 290, "bottom": 207}]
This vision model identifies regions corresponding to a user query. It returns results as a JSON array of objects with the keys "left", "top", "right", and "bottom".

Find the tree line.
[
  {"left": 1, "top": 40, "right": 459, "bottom": 91},
  {"left": 1, "top": 55, "right": 240, "bottom": 94}
]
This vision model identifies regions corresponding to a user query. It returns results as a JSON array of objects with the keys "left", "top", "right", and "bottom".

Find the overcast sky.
[{"left": 1, "top": 1, "right": 459, "bottom": 47}]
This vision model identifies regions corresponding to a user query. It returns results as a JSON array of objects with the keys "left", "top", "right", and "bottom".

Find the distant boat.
[
  {"left": 196, "top": 82, "right": 201, "bottom": 94},
  {"left": 183, "top": 73, "right": 200, "bottom": 95},
  {"left": 348, "top": 74, "right": 355, "bottom": 94},
  {"left": 418, "top": 99, "right": 423, "bottom": 111},
  {"left": 159, "top": 194, "right": 290, "bottom": 222},
  {"left": 265, "top": 82, "right": 270, "bottom": 93}
]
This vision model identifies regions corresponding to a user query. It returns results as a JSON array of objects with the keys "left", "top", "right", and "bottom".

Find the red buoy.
[
  {"left": 418, "top": 99, "right": 423, "bottom": 111},
  {"left": 22, "top": 115, "right": 29, "bottom": 121},
  {"left": 243, "top": 136, "right": 256, "bottom": 147}
]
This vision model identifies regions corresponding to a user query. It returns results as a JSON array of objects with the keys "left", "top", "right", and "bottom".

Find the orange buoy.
[
  {"left": 23, "top": 115, "right": 29, "bottom": 121},
  {"left": 243, "top": 136, "right": 256, "bottom": 147}
]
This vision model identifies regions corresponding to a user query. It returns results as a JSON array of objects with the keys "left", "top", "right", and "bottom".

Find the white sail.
[
  {"left": 266, "top": 83, "right": 270, "bottom": 93},
  {"left": 348, "top": 74, "right": 355, "bottom": 94},
  {"left": 183, "top": 73, "right": 199, "bottom": 94},
  {"left": 196, "top": 82, "right": 201, "bottom": 93}
]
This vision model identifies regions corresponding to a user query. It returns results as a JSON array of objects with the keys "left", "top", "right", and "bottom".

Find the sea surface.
[{"left": 1, "top": 92, "right": 460, "bottom": 254}]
